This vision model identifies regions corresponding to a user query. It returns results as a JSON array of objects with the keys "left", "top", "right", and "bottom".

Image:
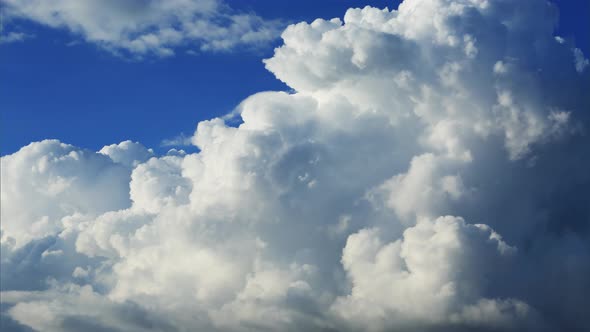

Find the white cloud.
[
  {"left": 332, "top": 216, "right": 530, "bottom": 331},
  {"left": 2, "top": 0, "right": 590, "bottom": 331},
  {"left": 0, "top": 31, "right": 34, "bottom": 44},
  {"left": 129, "top": 154, "right": 191, "bottom": 213},
  {"left": 99, "top": 140, "right": 154, "bottom": 168},
  {"left": 160, "top": 132, "right": 194, "bottom": 147},
  {"left": 0, "top": 140, "right": 132, "bottom": 247},
  {"left": 3, "top": 285, "right": 177, "bottom": 332},
  {"left": 2, "top": 0, "right": 283, "bottom": 57},
  {"left": 574, "top": 48, "right": 589, "bottom": 73}
]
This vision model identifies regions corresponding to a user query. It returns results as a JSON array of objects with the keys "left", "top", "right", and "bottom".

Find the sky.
[
  {"left": 1, "top": 0, "right": 399, "bottom": 155},
  {"left": 1, "top": 0, "right": 587, "bottom": 155},
  {"left": 1, "top": 0, "right": 590, "bottom": 332}
]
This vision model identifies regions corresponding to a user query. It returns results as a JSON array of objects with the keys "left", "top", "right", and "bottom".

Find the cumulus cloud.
[
  {"left": 99, "top": 140, "right": 154, "bottom": 168},
  {"left": 2, "top": 0, "right": 590, "bottom": 331},
  {"left": 1, "top": 140, "right": 132, "bottom": 247},
  {"left": 1, "top": 0, "right": 283, "bottom": 57}
]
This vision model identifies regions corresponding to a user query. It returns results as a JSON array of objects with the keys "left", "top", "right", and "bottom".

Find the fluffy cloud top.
[
  {"left": 2, "top": 0, "right": 589, "bottom": 331},
  {"left": 1, "top": 0, "right": 283, "bottom": 57}
]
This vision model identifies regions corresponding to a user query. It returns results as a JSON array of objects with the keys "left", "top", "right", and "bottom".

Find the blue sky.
[{"left": 0, "top": 0, "right": 587, "bottom": 155}]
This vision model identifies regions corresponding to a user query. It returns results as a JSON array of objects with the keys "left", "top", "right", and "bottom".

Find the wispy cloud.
[
  {"left": 2, "top": 0, "right": 283, "bottom": 57},
  {"left": 160, "top": 133, "right": 193, "bottom": 147},
  {"left": 0, "top": 31, "right": 34, "bottom": 44}
]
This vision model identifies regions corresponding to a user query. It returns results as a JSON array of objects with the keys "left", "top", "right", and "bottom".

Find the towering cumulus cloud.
[{"left": 2, "top": 0, "right": 589, "bottom": 331}]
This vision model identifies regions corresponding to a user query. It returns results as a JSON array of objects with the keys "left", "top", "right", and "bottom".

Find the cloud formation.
[
  {"left": 1, "top": 0, "right": 283, "bottom": 57},
  {"left": 0, "top": 31, "right": 34, "bottom": 44},
  {"left": 2, "top": 0, "right": 590, "bottom": 331}
]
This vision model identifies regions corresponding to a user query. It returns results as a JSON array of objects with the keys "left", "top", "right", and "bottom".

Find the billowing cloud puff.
[
  {"left": 332, "top": 216, "right": 530, "bottom": 331},
  {"left": 99, "top": 140, "right": 154, "bottom": 168},
  {"left": 2, "top": 0, "right": 283, "bottom": 57},
  {"left": 1, "top": 140, "right": 131, "bottom": 247},
  {"left": 2, "top": 0, "right": 590, "bottom": 331}
]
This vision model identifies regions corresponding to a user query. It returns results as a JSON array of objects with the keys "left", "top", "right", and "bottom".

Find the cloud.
[
  {"left": 99, "top": 140, "right": 154, "bottom": 168},
  {"left": 1, "top": 140, "right": 132, "bottom": 247},
  {"left": 160, "top": 133, "right": 193, "bottom": 147},
  {"left": 0, "top": 31, "right": 34, "bottom": 44},
  {"left": 2, "top": 0, "right": 590, "bottom": 331},
  {"left": 331, "top": 216, "right": 532, "bottom": 331},
  {"left": 1, "top": 0, "right": 283, "bottom": 57},
  {"left": 2, "top": 286, "right": 178, "bottom": 332}
]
